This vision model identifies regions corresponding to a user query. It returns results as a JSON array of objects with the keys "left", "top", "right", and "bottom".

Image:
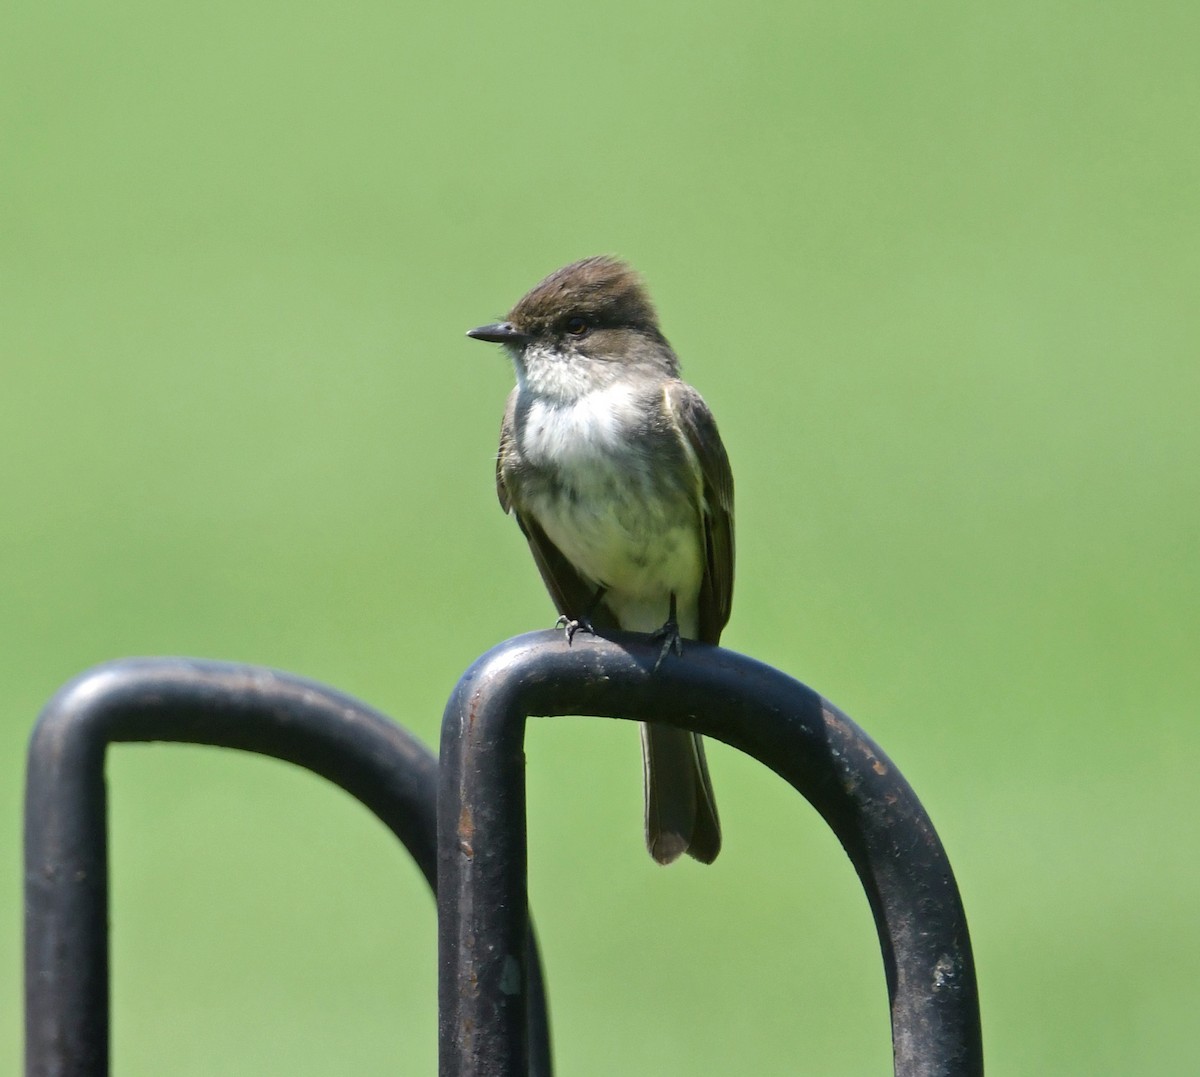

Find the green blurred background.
[{"left": 3, "top": 1, "right": 1197, "bottom": 1073}]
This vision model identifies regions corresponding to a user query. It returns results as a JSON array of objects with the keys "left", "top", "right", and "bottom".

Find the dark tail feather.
[{"left": 640, "top": 723, "right": 721, "bottom": 865}]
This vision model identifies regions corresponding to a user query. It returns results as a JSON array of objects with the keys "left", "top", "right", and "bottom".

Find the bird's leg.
[
  {"left": 651, "top": 592, "right": 684, "bottom": 670},
  {"left": 556, "top": 585, "right": 606, "bottom": 645}
]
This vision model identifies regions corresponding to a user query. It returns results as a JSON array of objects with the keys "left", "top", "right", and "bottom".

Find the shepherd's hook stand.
[
  {"left": 440, "top": 630, "right": 982, "bottom": 1077},
  {"left": 23, "top": 658, "right": 551, "bottom": 1077},
  {"left": 26, "top": 639, "right": 980, "bottom": 1076}
]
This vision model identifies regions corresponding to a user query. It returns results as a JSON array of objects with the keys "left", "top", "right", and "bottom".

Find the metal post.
[
  {"left": 439, "top": 630, "right": 981, "bottom": 1077},
  {"left": 24, "top": 657, "right": 552, "bottom": 1077}
]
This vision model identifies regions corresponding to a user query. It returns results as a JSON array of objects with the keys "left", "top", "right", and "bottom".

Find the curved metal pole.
[
  {"left": 439, "top": 630, "right": 981, "bottom": 1077},
  {"left": 24, "top": 657, "right": 552, "bottom": 1077}
]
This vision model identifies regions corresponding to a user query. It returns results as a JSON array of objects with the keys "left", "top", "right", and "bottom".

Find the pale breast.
[
  {"left": 515, "top": 383, "right": 705, "bottom": 628},
  {"left": 519, "top": 382, "right": 642, "bottom": 465}
]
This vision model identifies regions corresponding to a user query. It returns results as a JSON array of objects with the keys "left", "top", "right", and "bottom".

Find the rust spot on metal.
[
  {"left": 823, "top": 707, "right": 852, "bottom": 738},
  {"left": 459, "top": 802, "right": 475, "bottom": 858},
  {"left": 824, "top": 702, "right": 888, "bottom": 775}
]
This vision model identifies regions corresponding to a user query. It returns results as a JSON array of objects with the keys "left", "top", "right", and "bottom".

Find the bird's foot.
[
  {"left": 555, "top": 614, "right": 595, "bottom": 646},
  {"left": 650, "top": 618, "right": 684, "bottom": 671},
  {"left": 556, "top": 584, "right": 606, "bottom": 646}
]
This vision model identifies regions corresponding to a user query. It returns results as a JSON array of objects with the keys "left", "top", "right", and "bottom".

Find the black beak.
[{"left": 466, "top": 321, "right": 530, "bottom": 346}]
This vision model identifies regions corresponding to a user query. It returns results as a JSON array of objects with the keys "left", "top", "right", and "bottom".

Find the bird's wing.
[
  {"left": 664, "top": 380, "right": 735, "bottom": 644},
  {"left": 495, "top": 389, "right": 517, "bottom": 514}
]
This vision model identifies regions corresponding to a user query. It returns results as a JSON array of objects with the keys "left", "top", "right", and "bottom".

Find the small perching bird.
[{"left": 467, "top": 256, "right": 734, "bottom": 865}]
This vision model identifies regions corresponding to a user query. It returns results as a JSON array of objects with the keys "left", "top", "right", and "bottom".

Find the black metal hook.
[
  {"left": 438, "top": 630, "right": 981, "bottom": 1077},
  {"left": 23, "top": 657, "right": 552, "bottom": 1077},
  {"left": 26, "top": 639, "right": 981, "bottom": 1076}
]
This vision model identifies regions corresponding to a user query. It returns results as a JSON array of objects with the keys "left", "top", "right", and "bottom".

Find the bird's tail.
[{"left": 640, "top": 722, "right": 721, "bottom": 865}]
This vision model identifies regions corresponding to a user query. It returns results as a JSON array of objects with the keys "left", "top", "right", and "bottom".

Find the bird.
[{"left": 467, "top": 255, "right": 734, "bottom": 865}]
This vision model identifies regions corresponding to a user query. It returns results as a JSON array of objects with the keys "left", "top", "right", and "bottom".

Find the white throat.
[
  {"left": 518, "top": 379, "right": 643, "bottom": 467},
  {"left": 515, "top": 343, "right": 625, "bottom": 404}
]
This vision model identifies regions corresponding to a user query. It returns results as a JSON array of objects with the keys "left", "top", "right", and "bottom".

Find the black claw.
[
  {"left": 555, "top": 614, "right": 595, "bottom": 646},
  {"left": 556, "top": 584, "right": 606, "bottom": 647},
  {"left": 650, "top": 594, "right": 684, "bottom": 671},
  {"left": 651, "top": 620, "right": 683, "bottom": 670}
]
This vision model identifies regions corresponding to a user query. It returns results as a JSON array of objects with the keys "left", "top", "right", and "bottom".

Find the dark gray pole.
[
  {"left": 439, "top": 630, "right": 981, "bottom": 1077},
  {"left": 24, "top": 657, "right": 553, "bottom": 1077}
]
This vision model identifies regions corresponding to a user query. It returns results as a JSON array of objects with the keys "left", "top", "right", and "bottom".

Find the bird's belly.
[
  {"left": 525, "top": 474, "right": 703, "bottom": 634},
  {"left": 516, "top": 387, "right": 704, "bottom": 634}
]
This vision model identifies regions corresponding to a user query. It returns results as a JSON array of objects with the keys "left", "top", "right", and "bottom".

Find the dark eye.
[{"left": 564, "top": 316, "right": 589, "bottom": 336}]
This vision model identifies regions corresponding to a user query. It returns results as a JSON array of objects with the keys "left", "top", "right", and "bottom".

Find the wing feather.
[{"left": 664, "top": 381, "right": 735, "bottom": 644}]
